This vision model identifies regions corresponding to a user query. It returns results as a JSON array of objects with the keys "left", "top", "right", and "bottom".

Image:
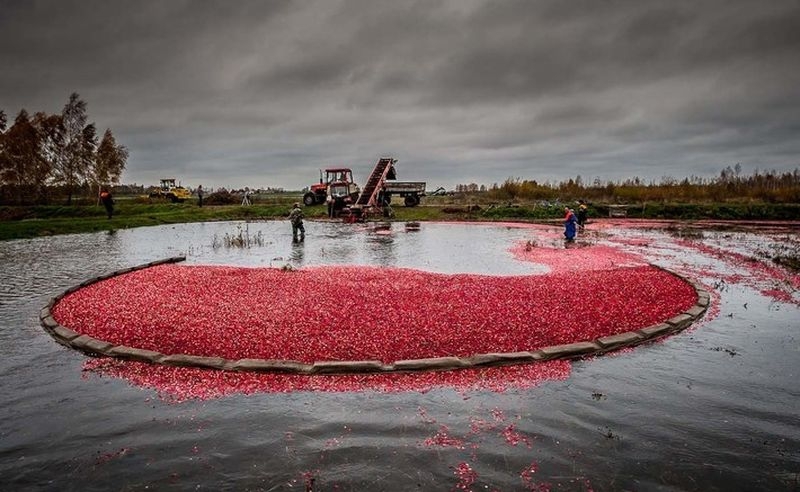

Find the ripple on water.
[{"left": 1, "top": 220, "right": 799, "bottom": 491}]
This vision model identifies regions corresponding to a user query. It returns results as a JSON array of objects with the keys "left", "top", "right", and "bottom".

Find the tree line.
[
  {"left": 0, "top": 93, "right": 128, "bottom": 205},
  {"left": 463, "top": 164, "right": 800, "bottom": 204}
]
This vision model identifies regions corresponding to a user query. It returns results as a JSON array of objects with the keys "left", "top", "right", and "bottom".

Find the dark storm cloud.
[{"left": 1, "top": 0, "right": 799, "bottom": 189}]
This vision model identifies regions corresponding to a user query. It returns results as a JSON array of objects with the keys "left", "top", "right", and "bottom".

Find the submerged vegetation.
[
  {"left": 754, "top": 235, "right": 800, "bottom": 272},
  {"left": 212, "top": 224, "right": 265, "bottom": 249}
]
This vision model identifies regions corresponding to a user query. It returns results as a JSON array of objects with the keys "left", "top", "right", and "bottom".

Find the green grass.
[
  {"left": 0, "top": 199, "right": 304, "bottom": 241},
  {"left": 1, "top": 195, "right": 798, "bottom": 241},
  {"left": 619, "top": 202, "right": 800, "bottom": 220}
]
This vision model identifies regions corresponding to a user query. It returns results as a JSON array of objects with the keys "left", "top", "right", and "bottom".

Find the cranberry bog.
[{"left": 3, "top": 219, "right": 799, "bottom": 490}]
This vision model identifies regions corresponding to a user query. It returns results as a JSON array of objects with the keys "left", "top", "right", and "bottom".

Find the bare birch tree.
[
  {"left": 31, "top": 112, "right": 63, "bottom": 202},
  {"left": 55, "top": 93, "right": 90, "bottom": 204},
  {"left": 93, "top": 128, "right": 128, "bottom": 192},
  {"left": 2, "top": 110, "right": 45, "bottom": 203}
]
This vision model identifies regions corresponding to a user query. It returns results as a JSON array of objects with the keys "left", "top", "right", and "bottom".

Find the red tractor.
[{"left": 303, "top": 168, "right": 360, "bottom": 216}]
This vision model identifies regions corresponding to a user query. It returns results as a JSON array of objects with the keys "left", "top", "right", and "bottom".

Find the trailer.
[{"left": 382, "top": 181, "right": 426, "bottom": 207}]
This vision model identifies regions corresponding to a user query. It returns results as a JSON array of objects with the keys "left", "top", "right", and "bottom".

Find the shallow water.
[{"left": 1, "top": 220, "right": 798, "bottom": 491}]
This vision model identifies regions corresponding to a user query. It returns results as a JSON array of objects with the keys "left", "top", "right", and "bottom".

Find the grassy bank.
[
  {"left": 0, "top": 199, "right": 293, "bottom": 241},
  {"left": 1, "top": 196, "right": 798, "bottom": 241}
]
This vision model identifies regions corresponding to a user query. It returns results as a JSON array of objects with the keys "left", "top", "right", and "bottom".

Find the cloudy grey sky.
[{"left": 2, "top": 0, "right": 799, "bottom": 190}]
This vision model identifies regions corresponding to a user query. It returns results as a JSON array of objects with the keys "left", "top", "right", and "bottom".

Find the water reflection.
[
  {"left": 366, "top": 228, "right": 396, "bottom": 266},
  {"left": 141, "top": 220, "right": 540, "bottom": 275},
  {"left": 2, "top": 221, "right": 798, "bottom": 491},
  {"left": 289, "top": 240, "right": 305, "bottom": 265}
]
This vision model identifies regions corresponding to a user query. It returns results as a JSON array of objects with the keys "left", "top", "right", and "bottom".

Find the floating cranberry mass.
[
  {"left": 43, "top": 223, "right": 731, "bottom": 400},
  {"left": 53, "top": 261, "right": 696, "bottom": 364}
]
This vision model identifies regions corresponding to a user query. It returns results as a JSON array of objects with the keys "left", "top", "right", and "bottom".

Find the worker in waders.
[
  {"left": 577, "top": 200, "right": 588, "bottom": 231},
  {"left": 289, "top": 202, "right": 305, "bottom": 242},
  {"left": 564, "top": 207, "right": 577, "bottom": 242}
]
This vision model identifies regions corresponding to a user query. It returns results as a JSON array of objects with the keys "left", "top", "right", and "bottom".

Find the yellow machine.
[{"left": 150, "top": 178, "right": 192, "bottom": 203}]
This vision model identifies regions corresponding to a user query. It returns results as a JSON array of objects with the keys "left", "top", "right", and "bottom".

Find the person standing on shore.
[
  {"left": 99, "top": 189, "right": 114, "bottom": 219},
  {"left": 197, "top": 185, "right": 204, "bottom": 207},
  {"left": 289, "top": 202, "right": 305, "bottom": 242}
]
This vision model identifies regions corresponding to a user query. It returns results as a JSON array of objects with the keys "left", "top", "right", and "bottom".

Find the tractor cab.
[
  {"left": 304, "top": 167, "right": 359, "bottom": 206},
  {"left": 150, "top": 178, "right": 191, "bottom": 203},
  {"left": 160, "top": 178, "right": 178, "bottom": 191},
  {"left": 323, "top": 168, "right": 354, "bottom": 185}
]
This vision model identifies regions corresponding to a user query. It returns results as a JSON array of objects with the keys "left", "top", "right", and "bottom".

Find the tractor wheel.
[
  {"left": 404, "top": 195, "right": 419, "bottom": 207},
  {"left": 303, "top": 193, "right": 317, "bottom": 206},
  {"left": 168, "top": 194, "right": 179, "bottom": 203}
]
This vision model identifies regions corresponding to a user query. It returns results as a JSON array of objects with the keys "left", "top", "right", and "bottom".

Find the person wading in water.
[
  {"left": 289, "top": 202, "right": 305, "bottom": 242},
  {"left": 564, "top": 206, "right": 577, "bottom": 242}
]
